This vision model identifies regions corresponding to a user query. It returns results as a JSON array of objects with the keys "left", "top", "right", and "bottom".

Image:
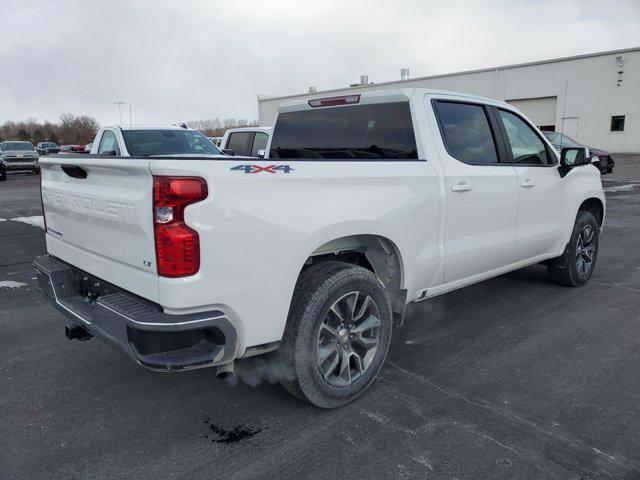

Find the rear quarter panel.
[{"left": 149, "top": 158, "right": 442, "bottom": 352}]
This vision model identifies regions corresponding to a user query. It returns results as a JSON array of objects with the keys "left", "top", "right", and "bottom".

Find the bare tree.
[
  {"left": 187, "top": 117, "right": 258, "bottom": 137},
  {"left": 0, "top": 114, "right": 99, "bottom": 145}
]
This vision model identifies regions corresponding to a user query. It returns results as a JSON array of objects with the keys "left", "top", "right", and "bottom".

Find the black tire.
[
  {"left": 0, "top": 174, "right": 6, "bottom": 182},
  {"left": 548, "top": 211, "right": 599, "bottom": 287},
  {"left": 276, "top": 261, "right": 393, "bottom": 408}
]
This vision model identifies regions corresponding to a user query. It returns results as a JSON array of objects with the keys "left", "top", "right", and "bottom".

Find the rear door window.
[
  {"left": 97, "top": 130, "right": 120, "bottom": 155},
  {"left": 251, "top": 132, "right": 269, "bottom": 156},
  {"left": 227, "top": 132, "right": 252, "bottom": 156},
  {"left": 269, "top": 102, "right": 418, "bottom": 160},
  {"left": 433, "top": 101, "right": 499, "bottom": 165}
]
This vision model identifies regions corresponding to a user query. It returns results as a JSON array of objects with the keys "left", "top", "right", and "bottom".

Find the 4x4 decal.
[{"left": 230, "top": 164, "right": 294, "bottom": 174}]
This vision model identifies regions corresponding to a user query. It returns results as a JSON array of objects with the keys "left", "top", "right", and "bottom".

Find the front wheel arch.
[{"left": 578, "top": 197, "right": 604, "bottom": 228}]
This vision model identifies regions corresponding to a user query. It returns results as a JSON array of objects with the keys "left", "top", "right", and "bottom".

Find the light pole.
[{"left": 114, "top": 101, "right": 125, "bottom": 124}]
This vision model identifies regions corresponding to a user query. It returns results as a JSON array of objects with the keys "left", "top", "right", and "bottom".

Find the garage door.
[{"left": 506, "top": 96, "right": 557, "bottom": 130}]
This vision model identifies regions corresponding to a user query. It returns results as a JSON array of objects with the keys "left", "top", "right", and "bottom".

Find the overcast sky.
[{"left": 1, "top": 0, "right": 639, "bottom": 126}]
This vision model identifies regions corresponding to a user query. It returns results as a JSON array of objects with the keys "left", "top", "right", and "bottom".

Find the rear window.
[
  {"left": 269, "top": 102, "right": 418, "bottom": 160},
  {"left": 122, "top": 130, "right": 221, "bottom": 157}
]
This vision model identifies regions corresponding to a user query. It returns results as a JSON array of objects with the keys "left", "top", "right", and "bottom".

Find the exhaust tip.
[{"left": 216, "top": 361, "right": 234, "bottom": 379}]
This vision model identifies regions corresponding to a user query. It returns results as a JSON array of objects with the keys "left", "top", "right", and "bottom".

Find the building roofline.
[{"left": 258, "top": 46, "right": 640, "bottom": 103}]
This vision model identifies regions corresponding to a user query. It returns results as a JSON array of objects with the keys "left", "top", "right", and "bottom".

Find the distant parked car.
[
  {"left": 36, "top": 142, "right": 61, "bottom": 155},
  {"left": 60, "top": 145, "right": 84, "bottom": 153},
  {"left": 0, "top": 141, "right": 40, "bottom": 174},
  {"left": 542, "top": 131, "right": 614, "bottom": 174},
  {"left": 84, "top": 143, "right": 93, "bottom": 152},
  {"left": 0, "top": 157, "right": 6, "bottom": 181},
  {"left": 219, "top": 127, "right": 271, "bottom": 157}
]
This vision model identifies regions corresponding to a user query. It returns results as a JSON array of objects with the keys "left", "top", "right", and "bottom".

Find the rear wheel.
[
  {"left": 0, "top": 173, "right": 6, "bottom": 181},
  {"left": 548, "top": 211, "right": 599, "bottom": 286},
  {"left": 276, "top": 261, "right": 392, "bottom": 408}
]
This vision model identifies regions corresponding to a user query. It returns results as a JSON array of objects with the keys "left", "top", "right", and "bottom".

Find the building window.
[{"left": 611, "top": 115, "right": 625, "bottom": 132}]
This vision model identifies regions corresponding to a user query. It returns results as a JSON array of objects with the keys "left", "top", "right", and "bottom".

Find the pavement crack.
[
  {"left": 0, "top": 261, "right": 37, "bottom": 268},
  {"left": 387, "top": 360, "right": 490, "bottom": 408},
  {"left": 386, "top": 361, "right": 640, "bottom": 474},
  {"left": 593, "top": 281, "right": 640, "bottom": 293}
]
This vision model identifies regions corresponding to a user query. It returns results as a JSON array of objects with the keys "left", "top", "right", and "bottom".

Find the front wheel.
[
  {"left": 0, "top": 173, "right": 6, "bottom": 182},
  {"left": 276, "top": 261, "right": 393, "bottom": 408},
  {"left": 548, "top": 211, "right": 599, "bottom": 286}
]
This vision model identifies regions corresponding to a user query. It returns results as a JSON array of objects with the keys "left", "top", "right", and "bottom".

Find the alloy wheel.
[
  {"left": 316, "top": 291, "right": 381, "bottom": 387},
  {"left": 576, "top": 224, "right": 596, "bottom": 275}
]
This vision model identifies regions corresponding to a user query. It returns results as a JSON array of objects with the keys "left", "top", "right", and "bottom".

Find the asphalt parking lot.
[{"left": 1, "top": 158, "right": 640, "bottom": 480}]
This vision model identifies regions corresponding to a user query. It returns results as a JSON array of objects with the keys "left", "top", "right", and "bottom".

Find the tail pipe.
[{"left": 216, "top": 361, "right": 234, "bottom": 378}]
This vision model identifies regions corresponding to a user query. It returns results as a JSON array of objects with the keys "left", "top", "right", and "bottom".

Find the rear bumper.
[{"left": 33, "top": 255, "right": 238, "bottom": 371}]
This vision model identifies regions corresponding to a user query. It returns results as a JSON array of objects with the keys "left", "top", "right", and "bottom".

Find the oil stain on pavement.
[{"left": 203, "top": 417, "right": 264, "bottom": 444}]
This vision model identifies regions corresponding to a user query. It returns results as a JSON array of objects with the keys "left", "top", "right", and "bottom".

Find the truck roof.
[
  {"left": 277, "top": 88, "right": 509, "bottom": 113},
  {"left": 224, "top": 126, "right": 272, "bottom": 134},
  {"left": 105, "top": 124, "right": 201, "bottom": 132}
]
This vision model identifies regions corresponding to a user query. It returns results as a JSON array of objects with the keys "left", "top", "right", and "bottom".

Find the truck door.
[
  {"left": 431, "top": 99, "right": 518, "bottom": 283},
  {"left": 493, "top": 108, "right": 567, "bottom": 260}
]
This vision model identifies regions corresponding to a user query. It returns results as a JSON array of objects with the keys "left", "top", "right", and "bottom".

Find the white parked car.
[
  {"left": 35, "top": 89, "right": 604, "bottom": 408},
  {"left": 219, "top": 126, "right": 271, "bottom": 157}
]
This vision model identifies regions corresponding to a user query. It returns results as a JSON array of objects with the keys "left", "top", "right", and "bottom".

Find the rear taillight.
[
  {"left": 152, "top": 176, "right": 208, "bottom": 278},
  {"left": 308, "top": 94, "right": 361, "bottom": 108}
]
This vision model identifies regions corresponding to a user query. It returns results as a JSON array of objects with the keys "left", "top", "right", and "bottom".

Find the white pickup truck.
[
  {"left": 34, "top": 89, "right": 604, "bottom": 408},
  {"left": 87, "top": 124, "right": 224, "bottom": 157}
]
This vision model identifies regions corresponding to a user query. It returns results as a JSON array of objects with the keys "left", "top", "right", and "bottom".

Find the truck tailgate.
[{"left": 40, "top": 156, "right": 159, "bottom": 301}]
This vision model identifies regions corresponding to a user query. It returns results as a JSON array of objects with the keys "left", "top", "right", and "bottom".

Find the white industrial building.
[{"left": 258, "top": 47, "right": 639, "bottom": 153}]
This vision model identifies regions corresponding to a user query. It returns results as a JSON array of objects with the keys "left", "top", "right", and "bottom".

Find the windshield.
[
  {"left": 2, "top": 142, "right": 35, "bottom": 151},
  {"left": 269, "top": 102, "right": 418, "bottom": 160},
  {"left": 543, "top": 131, "right": 581, "bottom": 147},
  {"left": 122, "top": 130, "right": 221, "bottom": 157}
]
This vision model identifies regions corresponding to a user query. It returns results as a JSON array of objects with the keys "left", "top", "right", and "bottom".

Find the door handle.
[
  {"left": 521, "top": 179, "right": 536, "bottom": 188},
  {"left": 451, "top": 182, "right": 472, "bottom": 192},
  {"left": 61, "top": 165, "right": 88, "bottom": 179}
]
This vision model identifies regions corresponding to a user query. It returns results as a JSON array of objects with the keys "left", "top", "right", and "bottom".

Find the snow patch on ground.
[
  {"left": 0, "top": 218, "right": 6, "bottom": 222},
  {"left": 0, "top": 280, "right": 27, "bottom": 289},
  {"left": 604, "top": 184, "right": 635, "bottom": 193},
  {"left": 10, "top": 215, "right": 44, "bottom": 229}
]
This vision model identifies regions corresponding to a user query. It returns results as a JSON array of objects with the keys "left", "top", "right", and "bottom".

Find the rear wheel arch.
[{"left": 299, "top": 234, "right": 407, "bottom": 325}]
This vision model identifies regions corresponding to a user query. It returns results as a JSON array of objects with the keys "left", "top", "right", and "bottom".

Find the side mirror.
[
  {"left": 560, "top": 147, "right": 589, "bottom": 167},
  {"left": 257, "top": 149, "right": 265, "bottom": 159},
  {"left": 222, "top": 149, "right": 235, "bottom": 156}
]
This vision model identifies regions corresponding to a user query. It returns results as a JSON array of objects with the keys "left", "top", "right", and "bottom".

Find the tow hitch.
[{"left": 65, "top": 325, "right": 92, "bottom": 341}]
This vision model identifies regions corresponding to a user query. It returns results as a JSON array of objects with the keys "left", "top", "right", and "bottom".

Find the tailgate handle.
[{"left": 61, "top": 165, "right": 88, "bottom": 179}]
